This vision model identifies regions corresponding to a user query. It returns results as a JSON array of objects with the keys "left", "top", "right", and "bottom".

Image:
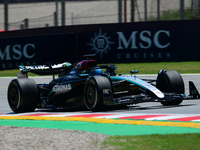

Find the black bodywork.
[{"left": 7, "top": 55, "right": 200, "bottom": 113}]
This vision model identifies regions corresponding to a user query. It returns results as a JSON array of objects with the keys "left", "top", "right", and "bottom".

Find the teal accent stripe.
[{"left": 110, "top": 76, "right": 147, "bottom": 90}]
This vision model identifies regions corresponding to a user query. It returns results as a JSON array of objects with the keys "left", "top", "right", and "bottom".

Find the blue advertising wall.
[
  {"left": 0, "top": 33, "right": 76, "bottom": 70},
  {"left": 0, "top": 20, "right": 200, "bottom": 70},
  {"left": 77, "top": 20, "right": 200, "bottom": 63}
]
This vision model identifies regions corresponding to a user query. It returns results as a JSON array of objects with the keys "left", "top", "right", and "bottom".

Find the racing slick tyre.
[
  {"left": 156, "top": 70, "right": 185, "bottom": 106},
  {"left": 84, "top": 76, "right": 112, "bottom": 111},
  {"left": 7, "top": 78, "right": 40, "bottom": 113}
]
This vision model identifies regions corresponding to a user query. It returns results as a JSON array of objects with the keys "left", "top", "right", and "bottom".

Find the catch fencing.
[{"left": 0, "top": 0, "right": 199, "bottom": 31}]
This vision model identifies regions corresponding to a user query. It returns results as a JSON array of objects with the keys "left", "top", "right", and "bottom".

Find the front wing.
[
  {"left": 103, "top": 81, "right": 200, "bottom": 105},
  {"left": 113, "top": 93, "right": 184, "bottom": 105}
]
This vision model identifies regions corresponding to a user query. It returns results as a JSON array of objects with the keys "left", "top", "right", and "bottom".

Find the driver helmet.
[{"left": 75, "top": 60, "right": 97, "bottom": 71}]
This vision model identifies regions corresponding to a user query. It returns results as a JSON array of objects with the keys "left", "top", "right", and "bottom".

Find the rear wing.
[{"left": 18, "top": 62, "right": 72, "bottom": 76}]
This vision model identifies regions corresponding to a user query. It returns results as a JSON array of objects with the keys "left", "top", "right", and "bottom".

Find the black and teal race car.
[{"left": 7, "top": 55, "right": 200, "bottom": 113}]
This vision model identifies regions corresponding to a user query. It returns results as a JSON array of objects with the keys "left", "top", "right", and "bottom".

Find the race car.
[{"left": 7, "top": 54, "right": 200, "bottom": 113}]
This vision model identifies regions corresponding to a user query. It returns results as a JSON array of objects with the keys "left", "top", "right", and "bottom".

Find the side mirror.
[
  {"left": 78, "top": 74, "right": 89, "bottom": 78},
  {"left": 130, "top": 70, "right": 139, "bottom": 76}
]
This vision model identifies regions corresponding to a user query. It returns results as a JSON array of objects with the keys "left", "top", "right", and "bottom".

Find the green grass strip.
[
  {"left": 2, "top": 61, "right": 200, "bottom": 77},
  {"left": 102, "top": 133, "right": 200, "bottom": 150}
]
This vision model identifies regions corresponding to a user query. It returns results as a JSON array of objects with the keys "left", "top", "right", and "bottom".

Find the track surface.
[
  {"left": 1, "top": 75, "right": 200, "bottom": 135},
  {"left": 1, "top": 75, "right": 200, "bottom": 114}
]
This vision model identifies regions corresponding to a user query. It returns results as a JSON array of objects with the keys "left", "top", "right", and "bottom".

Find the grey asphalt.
[{"left": 1, "top": 74, "right": 200, "bottom": 114}]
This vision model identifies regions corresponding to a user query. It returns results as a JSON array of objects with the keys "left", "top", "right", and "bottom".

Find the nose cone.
[{"left": 154, "top": 90, "right": 165, "bottom": 99}]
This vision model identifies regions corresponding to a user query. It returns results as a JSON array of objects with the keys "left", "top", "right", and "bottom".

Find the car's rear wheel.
[
  {"left": 156, "top": 70, "right": 185, "bottom": 106},
  {"left": 7, "top": 78, "right": 40, "bottom": 113},
  {"left": 84, "top": 76, "right": 112, "bottom": 111}
]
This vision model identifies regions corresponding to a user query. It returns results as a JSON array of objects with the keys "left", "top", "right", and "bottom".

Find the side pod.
[{"left": 187, "top": 81, "right": 200, "bottom": 99}]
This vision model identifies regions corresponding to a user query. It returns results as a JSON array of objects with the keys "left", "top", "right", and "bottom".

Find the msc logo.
[
  {"left": 87, "top": 29, "right": 170, "bottom": 59},
  {"left": 96, "top": 38, "right": 105, "bottom": 49},
  {"left": 0, "top": 43, "right": 36, "bottom": 60},
  {"left": 87, "top": 29, "right": 115, "bottom": 58}
]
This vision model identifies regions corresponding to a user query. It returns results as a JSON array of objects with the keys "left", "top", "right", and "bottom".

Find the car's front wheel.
[
  {"left": 7, "top": 78, "right": 40, "bottom": 113},
  {"left": 84, "top": 76, "right": 112, "bottom": 111},
  {"left": 156, "top": 70, "right": 185, "bottom": 106}
]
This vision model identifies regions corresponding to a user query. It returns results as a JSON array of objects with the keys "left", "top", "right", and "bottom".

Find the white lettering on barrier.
[
  {"left": 0, "top": 43, "right": 36, "bottom": 60},
  {"left": 117, "top": 53, "right": 171, "bottom": 59},
  {"left": 117, "top": 30, "right": 170, "bottom": 50}
]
